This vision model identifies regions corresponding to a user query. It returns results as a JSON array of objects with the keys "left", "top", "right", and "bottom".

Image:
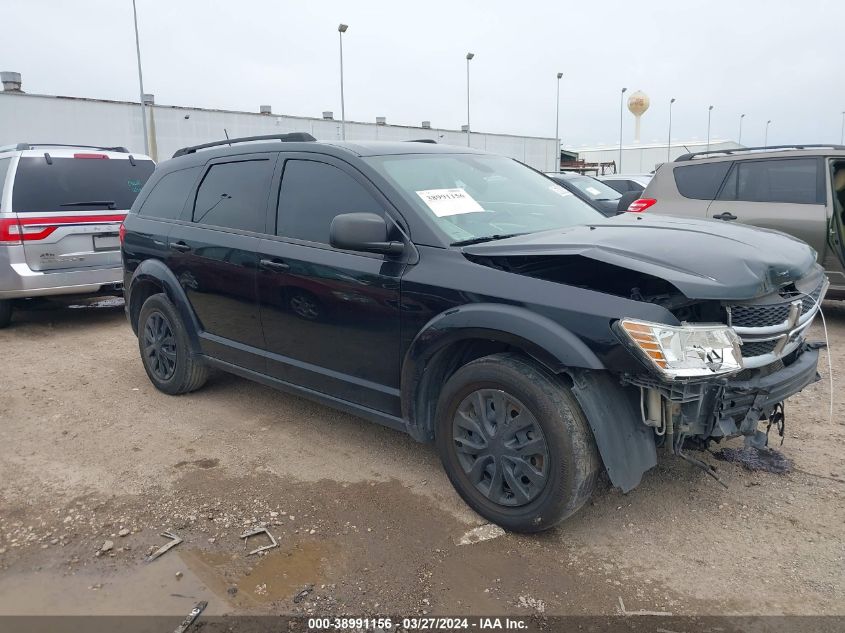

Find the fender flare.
[
  {"left": 127, "top": 259, "right": 203, "bottom": 355},
  {"left": 400, "top": 303, "right": 604, "bottom": 440},
  {"left": 568, "top": 370, "right": 657, "bottom": 493},
  {"left": 400, "top": 303, "right": 657, "bottom": 492}
]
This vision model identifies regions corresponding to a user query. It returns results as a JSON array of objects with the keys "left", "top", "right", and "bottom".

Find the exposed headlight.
[{"left": 619, "top": 318, "right": 743, "bottom": 379}]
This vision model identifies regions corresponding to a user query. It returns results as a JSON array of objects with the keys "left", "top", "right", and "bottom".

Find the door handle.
[
  {"left": 713, "top": 212, "right": 738, "bottom": 221},
  {"left": 259, "top": 258, "right": 290, "bottom": 271},
  {"left": 170, "top": 241, "right": 192, "bottom": 252}
]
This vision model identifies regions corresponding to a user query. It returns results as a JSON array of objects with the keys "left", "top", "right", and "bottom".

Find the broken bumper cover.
[
  {"left": 713, "top": 344, "right": 821, "bottom": 441},
  {"left": 623, "top": 343, "right": 821, "bottom": 443}
]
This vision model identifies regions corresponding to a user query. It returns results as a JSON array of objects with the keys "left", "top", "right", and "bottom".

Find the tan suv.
[{"left": 633, "top": 145, "right": 845, "bottom": 298}]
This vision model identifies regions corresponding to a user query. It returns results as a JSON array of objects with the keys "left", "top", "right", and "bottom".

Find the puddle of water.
[
  {"left": 0, "top": 550, "right": 228, "bottom": 616},
  {"left": 181, "top": 539, "right": 338, "bottom": 607}
]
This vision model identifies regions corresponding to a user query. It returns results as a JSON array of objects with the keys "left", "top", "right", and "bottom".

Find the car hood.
[{"left": 462, "top": 214, "right": 819, "bottom": 300}]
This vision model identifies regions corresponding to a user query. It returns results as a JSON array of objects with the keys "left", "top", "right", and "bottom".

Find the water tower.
[{"left": 627, "top": 90, "right": 650, "bottom": 143}]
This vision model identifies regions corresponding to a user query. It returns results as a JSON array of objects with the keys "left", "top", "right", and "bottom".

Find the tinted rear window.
[
  {"left": 12, "top": 157, "right": 155, "bottom": 212},
  {"left": 138, "top": 166, "right": 201, "bottom": 219},
  {"left": 672, "top": 162, "right": 731, "bottom": 200},
  {"left": 192, "top": 159, "right": 273, "bottom": 233},
  {"left": 717, "top": 158, "right": 820, "bottom": 204}
]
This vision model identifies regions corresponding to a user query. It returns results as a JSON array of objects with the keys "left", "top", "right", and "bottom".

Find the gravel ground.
[{"left": 0, "top": 296, "right": 843, "bottom": 617}]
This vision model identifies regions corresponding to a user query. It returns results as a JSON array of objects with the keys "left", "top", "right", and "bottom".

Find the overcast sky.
[{"left": 2, "top": 0, "right": 842, "bottom": 148}]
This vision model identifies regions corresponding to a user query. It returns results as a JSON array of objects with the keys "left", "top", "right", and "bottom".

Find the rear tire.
[
  {"left": 138, "top": 293, "right": 208, "bottom": 395},
  {"left": 0, "top": 300, "right": 12, "bottom": 329},
  {"left": 435, "top": 353, "right": 600, "bottom": 533}
]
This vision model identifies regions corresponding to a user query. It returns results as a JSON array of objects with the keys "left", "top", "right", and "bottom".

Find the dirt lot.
[{"left": 0, "top": 297, "right": 843, "bottom": 619}]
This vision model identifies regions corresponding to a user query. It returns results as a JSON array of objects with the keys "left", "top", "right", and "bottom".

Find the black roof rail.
[
  {"left": 405, "top": 139, "right": 437, "bottom": 144},
  {"left": 11, "top": 143, "right": 130, "bottom": 153},
  {"left": 674, "top": 144, "right": 845, "bottom": 162},
  {"left": 173, "top": 133, "right": 317, "bottom": 158}
]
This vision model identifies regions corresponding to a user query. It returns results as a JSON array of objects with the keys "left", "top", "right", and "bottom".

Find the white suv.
[{"left": 0, "top": 144, "right": 155, "bottom": 326}]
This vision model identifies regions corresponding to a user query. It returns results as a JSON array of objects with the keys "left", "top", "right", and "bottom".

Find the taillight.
[
  {"left": 119, "top": 222, "right": 126, "bottom": 244},
  {"left": 0, "top": 218, "right": 22, "bottom": 244},
  {"left": 627, "top": 198, "right": 657, "bottom": 213},
  {"left": 73, "top": 153, "right": 109, "bottom": 159}
]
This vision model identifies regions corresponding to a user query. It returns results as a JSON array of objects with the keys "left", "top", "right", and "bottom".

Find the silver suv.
[
  {"left": 634, "top": 145, "right": 845, "bottom": 298},
  {"left": 0, "top": 144, "right": 155, "bottom": 326}
]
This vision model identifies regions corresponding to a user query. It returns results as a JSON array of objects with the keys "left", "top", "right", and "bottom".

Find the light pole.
[
  {"left": 738, "top": 113, "right": 746, "bottom": 145},
  {"left": 131, "top": 0, "right": 149, "bottom": 155},
  {"left": 465, "top": 52, "right": 474, "bottom": 147},
  {"left": 618, "top": 87, "right": 627, "bottom": 174},
  {"left": 840, "top": 111, "right": 844, "bottom": 145},
  {"left": 555, "top": 72, "right": 563, "bottom": 172},
  {"left": 706, "top": 105, "right": 714, "bottom": 153},
  {"left": 338, "top": 24, "right": 348, "bottom": 140},
  {"left": 765, "top": 119, "right": 772, "bottom": 146},
  {"left": 667, "top": 97, "right": 675, "bottom": 163}
]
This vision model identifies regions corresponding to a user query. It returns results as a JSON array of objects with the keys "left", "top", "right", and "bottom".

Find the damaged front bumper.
[{"left": 623, "top": 342, "right": 822, "bottom": 449}]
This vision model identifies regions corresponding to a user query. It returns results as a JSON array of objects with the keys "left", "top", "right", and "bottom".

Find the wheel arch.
[
  {"left": 400, "top": 303, "right": 603, "bottom": 442},
  {"left": 127, "top": 259, "right": 202, "bottom": 355},
  {"left": 401, "top": 303, "right": 657, "bottom": 493}
]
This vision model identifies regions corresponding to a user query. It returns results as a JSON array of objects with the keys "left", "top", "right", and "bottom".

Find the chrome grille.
[
  {"left": 729, "top": 277, "right": 825, "bottom": 328},
  {"left": 727, "top": 275, "right": 827, "bottom": 368}
]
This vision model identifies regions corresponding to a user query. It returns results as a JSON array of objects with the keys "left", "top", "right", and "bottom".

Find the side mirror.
[
  {"left": 330, "top": 212, "right": 404, "bottom": 255},
  {"left": 616, "top": 190, "right": 641, "bottom": 214}
]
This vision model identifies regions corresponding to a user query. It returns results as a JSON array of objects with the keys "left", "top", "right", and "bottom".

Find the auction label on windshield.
[{"left": 416, "top": 188, "right": 483, "bottom": 217}]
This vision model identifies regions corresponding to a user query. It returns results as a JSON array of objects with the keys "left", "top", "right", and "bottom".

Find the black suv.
[{"left": 122, "top": 134, "right": 826, "bottom": 532}]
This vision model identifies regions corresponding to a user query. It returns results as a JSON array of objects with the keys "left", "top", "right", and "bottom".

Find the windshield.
[
  {"left": 12, "top": 157, "right": 155, "bottom": 213},
  {"left": 560, "top": 175, "right": 621, "bottom": 202},
  {"left": 368, "top": 154, "right": 602, "bottom": 243}
]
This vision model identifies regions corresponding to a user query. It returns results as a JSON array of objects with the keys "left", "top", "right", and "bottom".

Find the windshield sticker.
[
  {"left": 585, "top": 186, "right": 601, "bottom": 196},
  {"left": 127, "top": 179, "right": 142, "bottom": 193},
  {"left": 548, "top": 185, "right": 573, "bottom": 198},
  {"left": 416, "top": 188, "right": 484, "bottom": 217}
]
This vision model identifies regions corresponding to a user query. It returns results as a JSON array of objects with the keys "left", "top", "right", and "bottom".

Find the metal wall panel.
[{"left": 0, "top": 93, "right": 557, "bottom": 170}]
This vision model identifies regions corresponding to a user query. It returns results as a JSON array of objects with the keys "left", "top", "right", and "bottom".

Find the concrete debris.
[
  {"left": 457, "top": 524, "right": 505, "bottom": 545},
  {"left": 145, "top": 531, "right": 183, "bottom": 563},
  {"left": 240, "top": 526, "right": 278, "bottom": 555}
]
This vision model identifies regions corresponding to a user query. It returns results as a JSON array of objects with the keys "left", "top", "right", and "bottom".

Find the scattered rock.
[
  {"left": 175, "top": 571, "right": 183, "bottom": 579},
  {"left": 517, "top": 595, "right": 546, "bottom": 613},
  {"left": 118, "top": 528, "right": 130, "bottom": 537},
  {"left": 457, "top": 524, "right": 505, "bottom": 546},
  {"left": 293, "top": 585, "right": 314, "bottom": 603},
  {"left": 101, "top": 540, "right": 114, "bottom": 553},
  {"left": 227, "top": 586, "right": 238, "bottom": 596}
]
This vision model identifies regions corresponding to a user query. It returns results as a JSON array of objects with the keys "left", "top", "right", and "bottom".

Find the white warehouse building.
[
  {"left": 567, "top": 139, "right": 744, "bottom": 174},
  {"left": 0, "top": 73, "right": 558, "bottom": 171}
]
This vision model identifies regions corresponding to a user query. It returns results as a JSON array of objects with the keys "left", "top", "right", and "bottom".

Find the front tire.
[
  {"left": 137, "top": 293, "right": 208, "bottom": 395},
  {"left": 435, "top": 353, "right": 600, "bottom": 533}
]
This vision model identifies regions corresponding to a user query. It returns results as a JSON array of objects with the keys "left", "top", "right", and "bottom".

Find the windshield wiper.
[
  {"left": 450, "top": 233, "right": 527, "bottom": 247},
  {"left": 60, "top": 200, "right": 117, "bottom": 210}
]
